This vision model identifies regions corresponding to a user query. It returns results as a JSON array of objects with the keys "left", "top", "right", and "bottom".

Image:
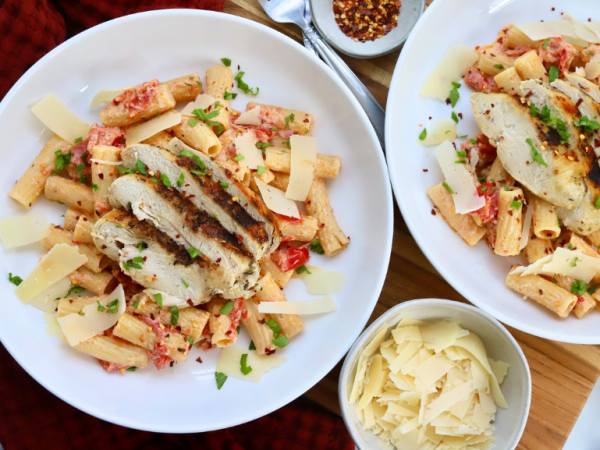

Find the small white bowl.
[
  {"left": 310, "top": 0, "right": 425, "bottom": 59},
  {"left": 339, "top": 299, "right": 531, "bottom": 450}
]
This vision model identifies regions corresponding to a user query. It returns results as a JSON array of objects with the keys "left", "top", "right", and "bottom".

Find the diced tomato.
[
  {"left": 477, "top": 182, "right": 494, "bottom": 197},
  {"left": 277, "top": 212, "right": 302, "bottom": 225},
  {"left": 464, "top": 68, "right": 500, "bottom": 93},
  {"left": 271, "top": 246, "right": 310, "bottom": 272}
]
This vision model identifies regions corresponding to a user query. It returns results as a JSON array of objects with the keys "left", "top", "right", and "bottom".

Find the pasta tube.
[
  {"left": 260, "top": 256, "right": 294, "bottom": 288},
  {"left": 64, "top": 207, "right": 90, "bottom": 231},
  {"left": 255, "top": 273, "right": 305, "bottom": 338},
  {"left": 264, "top": 147, "right": 341, "bottom": 179},
  {"left": 69, "top": 267, "right": 115, "bottom": 295},
  {"left": 73, "top": 214, "right": 95, "bottom": 244},
  {"left": 207, "top": 297, "right": 237, "bottom": 348},
  {"left": 91, "top": 145, "right": 121, "bottom": 218},
  {"left": 45, "top": 176, "right": 94, "bottom": 214},
  {"left": 532, "top": 196, "right": 560, "bottom": 239},
  {"left": 514, "top": 50, "right": 548, "bottom": 81},
  {"left": 41, "top": 225, "right": 108, "bottom": 273},
  {"left": 205, "top": 66, "right": 232, "bottom": 131},
  {"left": 524, "top": 236, "right": 554, "bottom": 263},
  {"left": 427, "top": 182, "right": 487, "bottom": 247},
  {"left": 163, "top": 74, "right": 203, "bottom": 103},
  {"left": 494, "top": 188, "right": 524, "bottom": 257},
  {"left": 241, "top": 298, "right": 276, "bottom": 355},
  {"left": 247, "top": 102, "right": 314, "bottom": 135},
  {"left": 73, "top": 335, "right": 149, "bottom": 368},
  {"left": 276, "top": 215, "right": 318, "bottom": 242},
  {"left": 172, "top": 115, "right": 222, "bottom": 156},
  {"left": 305, "top": 178, "right": 349, "bottom": 256}
]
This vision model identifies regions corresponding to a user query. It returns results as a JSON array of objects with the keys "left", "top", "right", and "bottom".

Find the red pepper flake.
[
  {"left": 333, "top": 0, "right": 402, "bottom": 43},
  {"left": 551, "top": 7, "right": 555, "bottom": 10},
  {"left": 431, "top": 209, "right": 436, "bottom": 215},
  {"left": 196, "top": 357, "right": 203, "bottom": 363},
  {"left": 423, "top": 169, "right": 428, "bottom": 172},
  {"left": 187, "top": 299, "right": 193, "bottom": 306},
  {"left": 265, "top": 348, "right": 277, "bottom": 355}
]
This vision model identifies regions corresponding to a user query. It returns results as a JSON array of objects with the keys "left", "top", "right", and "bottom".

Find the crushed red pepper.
[{"left": 333, "top": 0, "right": 401, "bottom": 43}]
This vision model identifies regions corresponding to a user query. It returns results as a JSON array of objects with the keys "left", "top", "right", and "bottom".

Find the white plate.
[
  {"left": 386, "top": 0, "right": 600, "bottom": 344},
  {"left": 0, "top": 10, "right": 393, "bottom": 432}
]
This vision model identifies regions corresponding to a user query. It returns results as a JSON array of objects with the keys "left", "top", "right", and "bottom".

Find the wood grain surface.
[{"left": 225, "top": 1, "right": 600, "bottom": 448}]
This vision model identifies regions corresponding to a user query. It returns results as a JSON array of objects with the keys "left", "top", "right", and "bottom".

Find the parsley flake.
[
  {"left": 215, "top": 372, "right": 227, "bottom": 390},
  {"left": 442, "top": 181, "right": 454, "bottom": 194},
  {"left": 219, "top": 301, "right": 234, "bottom": 315},
  {"left": 526, "top": 138, "right": 547, "bottom": 166},
  {"left": 8, "top": 273, "right": 22, "bottom": 286}
]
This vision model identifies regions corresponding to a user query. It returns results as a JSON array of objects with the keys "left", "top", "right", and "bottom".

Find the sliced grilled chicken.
[
  {"left": 565, "top": 73, "right": 600, "bottom": 103},
  {"left": 557, "top": 177, "right": 600, "bottom": 235},
  {"left": 108, "top": 174, "right": 260, "bottom": 291},
  {"left": 553, "top": 76, "right": 600, "bottom": 157},
  {"left": 93, "top": 210, "right": 259, "bottom": 303},
  {"left": 519, "top": 79, "right": 592, "bottom": 173},
  {"left": 471, "top": 92, "right": 585, "bottom": 209},
  {"left": 121, "top": 142, "right": 281, "bottom": 259}
]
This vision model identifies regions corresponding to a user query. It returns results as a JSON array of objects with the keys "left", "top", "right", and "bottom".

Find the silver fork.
[
  {"left": 258, "top": 0, "right": 386, "bottom": 149},
  {"left": 302, "top": 2, "right": 318, "bottom": 58}
]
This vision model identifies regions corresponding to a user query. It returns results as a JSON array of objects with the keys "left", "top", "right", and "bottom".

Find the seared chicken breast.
[
  {"left": 121, "top": 142, "right": 281, "bottom": 260},
  {"left": 109, "top": 174, "right": 259, "bottom": 290},
  {"left": 471, "top": 92, "right": 586, "bottom": 209}
]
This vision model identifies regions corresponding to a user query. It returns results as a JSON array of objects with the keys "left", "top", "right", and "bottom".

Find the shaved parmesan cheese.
[
  {"left": 285, "top": 135, "right": 318, "bottom": 202},
  {"left": 425, "top": 381, "right": 475, "bottom": 424},
  {"left": 28, "top": 276, "right": 72, "bottom": 313},
  {"left": 292, "top": 265, "right": 346, "bottom": 295},
  {"left": 57, "top": 284, "right": 126, "bottom": 346},
  {"left": 586, "top": 22, "right": 600, "bottom": 40},
  {"left": 419, "top": 45, "right": 478, "bottom": 101},
  {"left": 414, "top": 354, "right": 454, "bottom": 387},
  {"left": 489, "top": 359, "right": 510, "bottom": 385},
  {"left": 216, "top": 345, "right": 287, "bottom": 383},
  {"left": 576, "top": 66, "right": 587, "bottom": 77},
  {"left": 519, "top": 202, "right": 534, "bottom": 250},
  {"left": 255, "top": 178, "right": 300, "bottom": 219},
  {"left": 349, "top": 325, "right": 388, "bottom": 403},
  {"left": 435, "top": 141, "right": 485, "bottom": 214},
  {"left": 515, "top": 20, "right": 576, "bottom": 41},
  {"left": 89, "top": 88, "right": 125, "bottom": 108},
  {"left": 469, "top": 147, "right": 479, "bottom": 169},
  {"left": 126, "top": 110, "right": 181, "bottom": 146},
  {"left": 89, "top": 159, "right": 123, "bottom": 166},
  {"left": 31, "top": 94, "right": 90, "bottom": 144},
  {"left": 419, "top": 120, "right": 458, "bottom": 146},
  {"left": 585, "top": 54, "right": 600, "bottom": 80},
  {"left": 357, "top": 354, "right": 384, "bottom": 410},
  {"left": 180, "top": 94, "right": 216, "bottom": 116},
  {"left": 235, "top": 105, "right": 262, "bottom": 126},
  {"left": 43, "top": 313, "right": 61, "bottom": 337},
  {"left": 516, "top": 247, "right": 600, "bottom": 282},
  {"left": 15, "top": 243, "right": 87, "bottom": 302},
  {"left": 234, "top": 131, "right": 264, "bottom": 170},
  {"left": 562, "top": 13, "right": 600, "bottom": 44},
  {"left": 144, "top": 289, "right": 188, "bottom": 308},
  {"left": 257, "top": 295, "right": 337, "bottom": 315},
  {"left": 0, "top": 211, "right": 48, "bottom": 249}
]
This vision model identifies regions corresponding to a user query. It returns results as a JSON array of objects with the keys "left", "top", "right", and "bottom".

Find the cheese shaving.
[
  {"left": 419, "top": 45, "right": 478, "bottom": 101},
  {"left": 255, "top": 178, "right": 300, "bottom": 219},
  {"left": 585, "top": 54, "right": 600, "bottom": 80},
  {"left": 418, "top": 119, "right": 458, "bottom": 146},
  {"left": 434, "top": 141, "right": 486, "bottom": 214},
  {"left": 515, "top": 20, "right": 577, "bottom": 41},
  {"left": 285, "top": 135, "right": 318, "bottom": 202},
  {"left": 292, "top": 265, "right": 347, "bottom": 295},
  {"left": 519, "top": 202, "right": 534, "bottom": 251},
  {"left": 126, "top": 110, "right": 181, "bottom": 146},
  {"left": 89, "top": 88, "right": 125, "bottom": 108},
  {"left": 514, "top": 247, "right": 600, "bottom": 283},
  {"left": 28, "top": 277, "right": 72, "bottom": 313},
  {"left": 31, "top": 94, "right": 90, "bottom": 144},
  {"left": 234, "top": 131, "right": 264, "bottom": 170},
  {"left": 0, "top": 211, "right": 49, "bottom": 249},
  {"left": 349, "top": 319, "right": 508, "bottom": 450},
  {"left": 216, "top": 345, "right": 287, "bottom": 383},
  {"left": 257, "top": 295, "right": 337, "bottom": 315},
  {"left": 180, "top": 94, "right": 216, "bottom": 116},
  {"left": 235, "top": 106, "right": 262, "bottom": 126}
]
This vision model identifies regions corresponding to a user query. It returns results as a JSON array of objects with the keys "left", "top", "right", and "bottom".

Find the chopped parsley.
[
  {"left": 568, "top": 243, "right": 573, "bottom": 249},
  {"left": 234, "top": 71, "right": 259, "bottom": 95},
  {"left": 116, "top": 224, "right": 123, "bottom": 228},
  {"left": 150, "top": 178, "right": 158, "bottom": 183},
  {"left": 187, "top": 119, "right": 198, "bottom": 127},
  {"left": 574, "top": 116, "right": 600, "bottom": 133},
  {"left": 419, "top": 128, "right": 427, "bottom": 141},
  {"left": 91, "top": 183, "right": 98, "bottom": 191},
  {"left": 224, "top": 89, "right": 237, "bottom": 100},
  {"left": 588, "top": 284, "right": 599, "bottom": 295},
  {"left": 160, "top": 173, "right": 171, "bottom": 187},
  {"left": 442, "top": 181, "right": 454, "bottom": 194},
  {"left": 240, "top": 354, "right": 252, "bottom": 375},
  {"left": 256, "top": 166, "right": 266, "bottom": 176},
  {"left": 179, "top": 150, "right": 207, "bottom": 170},
  {"left": 177, "top": 173, "right": 185, "bottom": 188},
  {"left": 187, "top": 247, "right": 200, "bottom": 259},
  {"left": 282, "top": 140, "right": 291, "bottom": 148},
  {"left": 136, "top": 160, "right": 148, "bottom": 175},
  {"left": 493, "top": 64, "right": 504, "bottom": 70},
  {"left": 470, "top": 138, "right": 477, "bottom": 145},
  {"left": 127, "top": 367, "right": 137, "bottom": 372},
  {"left": 285, "top": 113, "right": 295, "bottom": 129},
  {"left": 117, "top": 165, "right": 134, "bottom": 174},
  {"left": 571, "top": 280, "right": 586, "bottom": 295},
  {"left": 451, "top": 111, "right": 459, "bottom": 124},
  {"left": 123, "top": 260, "right": 142, "bottom": 270},
  {"left": 52, "top": 150, "right": 72, "bottom": 176},
  {"left": 182, "top": 278, "right": 189, "bottom": 288},
  {"left": 154, "top": 293, "right": 163, "bottom": 308},
  {"left": 221, "top": 58, "right": 232, "bottom": 67},
  {"left": 249, "top": 340, "right": 256, "bottom": 351},
  {"left": 449, "top": 82, "right": 461, "bottom": 108},
  {"left": 543, "top": 38, "right": 550, "bottom": 50},
  {"left": 296, "top": 265, "right": 311, "bottom": 275},
  {"left": 215, "top": 372, "right": 227, "bottom": 390},
  {"left": 310, "top": 239, "right": 325, "bottom": 255},
  {"left": 8, "top": 273, "right": 22, "bottom": 286},
  {"left": 596, "top": 196, "right": 600, "bottom": 209},
  {"left": 530, "top": 103, "right": 540, "bottom": 116},
  {"left": 219, "top": 300, "right": 234, "bottom": 315},
  {"left": 74, "top": 163, "right": 85, "bottom": 174},
  {"left": 234, "top": 153, "right": 245, "bottom": 161},
  {"left": 266, "top": 319, "right": 282, "bottom": 334},
  {"left": 220, "top": 182, "right": 229, "bottom": 188},
  {"left": 255, "top": 142, "right": 272, "bottom": 152},
  {"left": 188, "top": 336, "right": 194, "bottom": 346},
  {"left": 191, "top": 170, "right": 208, "bottom": 176},
  {"left": 504, "top": 185, "right": 510, "bottom": 191},
  {"left": 548, "top": 66, "right": 559, "bottom": 83},
  {"left": 67, "top": 285, "right": 85, "bottom": 296},
  {"left": 74, "top": 137, "right": 82, "bottom": 144},
  {"left": 132, "top": 299, "right": 140, "bottom": 309},
  {"left": 171, "top": 305, "right": 179, "bottom": 325},
  {"left": 197, "top": 80, "right": 202, "bottom": 86},
  {"left": 105, "top": 299, "right": 118, "bottom": 314},
  {"left": 272, "top": 334, "right": 289, "bottom": 348},
  {"left": 510, "top": 201, "right": 522, "bottom": 209},
  {"left": 572, "top": 257, "right": 579, "bottom": 267},
  {"left": 97, "top": 300, "right": 105, "bottom": 312},
  {"left": 526, "top": 138, "right": 547, "bottom": 167}
]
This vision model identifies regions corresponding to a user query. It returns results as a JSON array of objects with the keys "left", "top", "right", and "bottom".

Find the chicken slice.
[
  {"left": 121, "top": 142, "right": 281, "bottom": 260},
  {"left": 471, "top": 92, "right": 585, "bottom": 209},
  {"left": 109, "top": 174, "right": 260, "bottom": 292}
]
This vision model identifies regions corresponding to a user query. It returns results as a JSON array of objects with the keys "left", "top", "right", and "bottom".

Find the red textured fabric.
[{"left": 0, "top": 2, "right": 355, "bottom": 449}]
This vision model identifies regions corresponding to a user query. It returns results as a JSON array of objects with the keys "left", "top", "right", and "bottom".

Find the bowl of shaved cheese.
[{"left": 339, "top": 299, "right": 531, "bottom": 450}]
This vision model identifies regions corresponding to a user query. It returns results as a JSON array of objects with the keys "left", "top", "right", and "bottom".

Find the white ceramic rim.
[
  {"left": 384, "top": 0, "right": 600, "bottom": 344},
  {"left": 0, "top": 9, "right": 394, "bottom": 432},
  {"left": 338, "top": 298, "right": 532, "bottom": 450}
]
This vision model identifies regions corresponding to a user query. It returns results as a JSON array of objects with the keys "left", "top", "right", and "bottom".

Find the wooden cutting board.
[{"left": 225, "top": 1, "right": 600, "bottom": 447}]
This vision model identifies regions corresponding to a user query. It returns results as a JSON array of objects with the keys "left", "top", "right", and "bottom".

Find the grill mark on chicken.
[
  {"left": 111, "top": 210, "right": 194, "bottom": 266},
  {"left": 176, "top": 157, "right": 269, "bottom": 244},
  {"left": 544, "top": 128, "right": 562, "bottom": 147},
  {"left": 152, "top": 180, "right": 253, "bottom": 258}
]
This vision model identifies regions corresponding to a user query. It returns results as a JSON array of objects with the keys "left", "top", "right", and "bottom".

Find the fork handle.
[{"left": 303, "top": 26, "right": 385, "bottom": 149}]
